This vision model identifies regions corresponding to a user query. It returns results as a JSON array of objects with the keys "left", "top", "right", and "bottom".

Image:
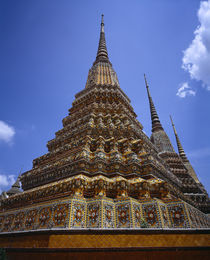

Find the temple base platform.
[{"left": 0, "top": 229, "right": 209, "bottom": 260}]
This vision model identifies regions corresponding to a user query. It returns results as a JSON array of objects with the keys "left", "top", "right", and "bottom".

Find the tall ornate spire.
[
  {"left": 86, "top": 15, "right": 119, "bottom": 88},
  {"left": 94, "top": 14, "right": 110, "bottom": 65},
  {"left": 144, "top": 74, "right": 163, "bottom": 132},
  {"left": 170, "top": 116, "right": 188, "bottom": 162}
]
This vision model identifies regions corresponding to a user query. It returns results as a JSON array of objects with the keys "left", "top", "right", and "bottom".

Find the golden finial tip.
[
  {"left": 170, "top": 115, "right": 174, "bottom": 125},
  {"left": 144, "top": 73, "right": 148, "bottom": 88}
]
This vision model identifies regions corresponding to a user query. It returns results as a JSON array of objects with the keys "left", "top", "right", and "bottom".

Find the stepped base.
[{"left": 1, "top": 230, "right": 210, "bottom": 260}]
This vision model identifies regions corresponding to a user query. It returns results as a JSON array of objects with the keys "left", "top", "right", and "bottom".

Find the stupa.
[{"left": 0, "top": 15, "right": 209, "bottom": 259}]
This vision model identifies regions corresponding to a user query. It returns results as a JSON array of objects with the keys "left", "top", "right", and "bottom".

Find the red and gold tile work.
[
  {"left": 0, "top": 216, "right": 4, "bottom": 230},
  {"left": 1, "top": 174, "right": 168, "bottom": 211},
  {"left": 70, "top": 200, "right": 86, "bottom": 228},
  {"left": 13, "top": 212, "right": 25, "bottom": 231},
  {"left": 53, "top": 203, "right": 69, "bottom": 228},
  {"left": 2, "top": 214, "right": 14, "bottom": 232},
  {"left": 38, "top": 207, "right": 52, "bottom": 229},
  {"left": 0, "top": 195, "right": 209, "bottom": 233},
  {"left": 25, "top": 209, "right": 37, "bottom": 230}
]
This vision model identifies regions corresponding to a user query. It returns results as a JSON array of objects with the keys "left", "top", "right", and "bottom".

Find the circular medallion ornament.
[
  {"left": 53, "top": 204, "right": 68, "bottom": 226},
  {"left": 25, "top": 210, "right": 37, "bottom": 229},
  {"left": 135, "top": 209, "right": 141, "bottom": 220},
  {"left": 143, "top": 205, "right": 158, "bottom": 226},
  {"left": 3, "top": 215, "right": 14, "bottom": 232},
  {"left": 171, "top": 206, "right": 185, "bottom": 226},
  {"left": 39, "top": 207, "right": 51, "bottom": 227},
  {"left": 75, "top": 209, "right": 82, "bottom": 221},
  {"left": 14, "top": 212, "right": 24, "bottom": 230},
  {"left": 118, "top": 206, "right": 129, "bottom": 224},
  {"left": 0, "top": 216, "right": 5, "bottom": 230},
  {"left": 89, "top": 209, "right": 98, "bottom": 223},
  {"left": 106, "top": 209, "right": 112, "bottom": 220},
  {"left": 89, "top": 206, "right": 99, "bottom": 224},
  {"left": 73, "top": 204, "right": 85, "bottom": 225}
]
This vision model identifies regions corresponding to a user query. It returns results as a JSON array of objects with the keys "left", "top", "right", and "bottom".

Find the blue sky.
[{"left": 0, "top": 0, "right": 210, "bottom": 194}]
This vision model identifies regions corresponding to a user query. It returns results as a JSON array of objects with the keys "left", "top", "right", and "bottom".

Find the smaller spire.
[
  {"left": 94, "top": 14, "right": 110, "bottom": 65},
  {"left": 7, "top": 175, "right": 21, "bottom": 196},
  {"left": 144, "top": 74, "right": 163, "bottom": 132},
  {"left": 0, "top": 191, "right": 8, "bottom": 199},
  {"left": 170, "top": 115, "right": 188, "bottom": 162}
]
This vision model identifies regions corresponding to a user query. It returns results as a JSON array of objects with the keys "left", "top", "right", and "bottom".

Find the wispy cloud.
[
  {"left": 0, "top": 174, "right": 15, "bottom": 193},
  {"left": 188, "top": 147, "right": 210, "bottom": 159},
  {"left": 0, "top": 120, "right": 15, "bottom": 144},
  {"left": 182, "top": 0, "right": 210, "bottom": 90},
  {"left": 176, "top": 82, "right": 196, "bottom": 98}
]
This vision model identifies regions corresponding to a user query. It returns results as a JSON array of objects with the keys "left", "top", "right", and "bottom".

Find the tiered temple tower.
[
  {"left": 144, "top": 75, "right": 210, "bottom": 214},
  {"left": 170, "top": 116, "right": 209, "bottom": 212},
  {"left": 0, "top": 15, "right": 209, "bottom": 258}
]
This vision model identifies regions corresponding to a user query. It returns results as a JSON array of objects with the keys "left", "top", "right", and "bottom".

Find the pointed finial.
[
  {"left": 100, "top": 14, "right": 104, "bottom": 33},
  {"left": 170, "top": 115, "right": 173, "bottom": 125},
  {"left": 94, "top": 14, "right": 110, "bottom": 65},
  {"left": 144, "top": 73, "right": 149, "bottom": 88},
  {"left": 170, "top": 115, "right": 177, "bottom": 134},
  {"left": 170, "top": 115, "right": 174, "bottom": 128}
]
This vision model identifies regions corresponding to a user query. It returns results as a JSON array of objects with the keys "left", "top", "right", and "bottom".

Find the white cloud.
[
  {"left": 0, "top": 120, "right": 15, "bottom": 144},
  {"left": 182, "top": 0, "right": 210, "bottom": 90},
  {"left": 176, "top": 82, "right": 196, "bottom": 98},
  {"left": 0, "top": 174, "right": 15, "bottom": 193}
]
